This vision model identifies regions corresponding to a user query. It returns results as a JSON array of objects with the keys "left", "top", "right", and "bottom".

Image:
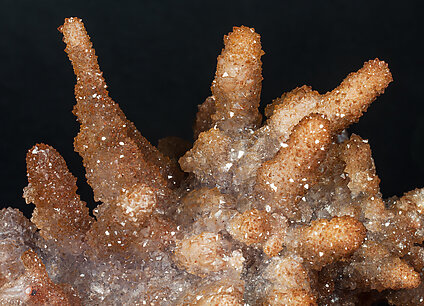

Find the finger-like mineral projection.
[{"left": 1, "top": 17, "right": 422, "bottom": 305}]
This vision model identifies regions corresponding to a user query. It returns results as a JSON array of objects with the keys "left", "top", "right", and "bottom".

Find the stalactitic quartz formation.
[{"left": 1, "top": 17, "right": 423, "bottom": 305}]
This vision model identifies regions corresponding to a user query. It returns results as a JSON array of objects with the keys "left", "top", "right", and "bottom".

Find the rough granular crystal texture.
[
  {"left": 210, "top": 26, "right": 263, "bottom": 133},
  {"left": 23, "top": 144, "right": 93, "bottom": 254},
  {"left": 1, "top": 17, "right": 423, "bottom": 305}
]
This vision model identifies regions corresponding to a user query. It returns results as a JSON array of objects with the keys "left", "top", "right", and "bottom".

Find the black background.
[{"left": 1, "top": 0, "right": 423, "bottom": 219}]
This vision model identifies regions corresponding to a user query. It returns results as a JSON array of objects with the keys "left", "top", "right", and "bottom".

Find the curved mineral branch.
[
  {"left": 211, "top": 26, "right": 264, "bottom": 133},
  {"left": 256, "top": 114, "right": 333, "bottom": 217},
  {"left": 269, "top": 59, "right": 393, "bottom": 141},
  {"left": 23, "top": 144, "right": 93, "bottom": 253},
  {"left": 320, "top": 59, "right": 393, "bottom": 133},
  {"left": 291, "top": 216, "right": 367, "bottom": 270},
  {"left": 267, "top": 85, "right": 321, "bottom": 142},
  {"left": 59, "top": 17, "right": 180, "bottom": 204}
]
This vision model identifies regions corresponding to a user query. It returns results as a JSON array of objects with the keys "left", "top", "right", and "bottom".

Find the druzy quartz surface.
[{"left": 1, "top": 17, "right": 423, "bottom": 305}]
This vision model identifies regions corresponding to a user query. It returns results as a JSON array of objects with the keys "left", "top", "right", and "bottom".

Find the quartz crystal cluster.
[{"left": 0, "top": 17, "right": 423, "bottom": 305}]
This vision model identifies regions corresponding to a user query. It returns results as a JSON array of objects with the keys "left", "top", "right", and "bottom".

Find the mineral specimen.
[{"left": 0, "top": 17, "right": 422, "bottom": 305}]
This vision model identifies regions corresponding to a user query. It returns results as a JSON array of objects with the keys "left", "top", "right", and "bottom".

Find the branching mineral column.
[
  {"left": 210, "top": 26, "right": 264, "bottom": 133},
  {"left": 1, "top": 17, "right": 423, "bottom": 306},
  {"left": 23, "top": 144, "right": 93, "bottom": 254},
  {"left": 59, "top": 18, "right": 181, "bottom": 204}
]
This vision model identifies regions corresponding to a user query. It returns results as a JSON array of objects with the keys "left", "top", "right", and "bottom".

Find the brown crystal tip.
[
  {"left": 23, "top": 144, "right": 93, "bottom": 252},
  {"left": 292, "top": 216, "right": 367, "bottom": 270},
  {"left": 211, "top": 26, "right": 264, "bottom": 132},
  {"left": 59, "top": 17, "right": 181, "bottom": 205}
]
